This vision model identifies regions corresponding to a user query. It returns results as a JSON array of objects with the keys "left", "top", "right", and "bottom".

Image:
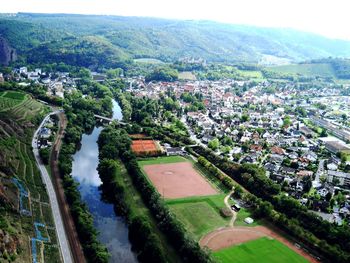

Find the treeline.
[
  {"left": 191, "top": 146, "right": 350, "bottom": 262},
  {"left": 115, "top": 91, "right": 132, "bottom": 121},
  {"left": 97, "top": 126, "right": 168, "bottom": 262},
  {"left": 145, "top": 67, "right": 179, "bottom": 82},
  {"left": 0, "top": 81, "right": 64, "bottom": 106},
  {"left": 97, "top": 124, "right": 213, "bottom": 263},
  {"left": 123, "top": 92, "right": 193, "bottom": 145},
  {"left": 59, "top": 133, "right": 109, "bottom": 262}
]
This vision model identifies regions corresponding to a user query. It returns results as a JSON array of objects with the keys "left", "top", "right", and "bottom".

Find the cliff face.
[{"left": 0, "top": 37, "right": 17, "bottom": 66}]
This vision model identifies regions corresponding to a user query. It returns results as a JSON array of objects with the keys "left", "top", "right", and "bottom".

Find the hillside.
[
  {"left": 1, "top": 13, "right": 350, "bottom": 68},
  {"left": 265, "top": 58, "right": 350, "bottom": 79},
  {"left": 0, "top": 90, "right": 61, "bottom": 262}
]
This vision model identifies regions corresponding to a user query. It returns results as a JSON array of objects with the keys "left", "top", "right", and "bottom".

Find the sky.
[{"left": 2, "top": 0, "right": 350, "bottom": 40}]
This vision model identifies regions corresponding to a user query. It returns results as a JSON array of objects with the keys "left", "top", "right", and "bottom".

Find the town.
[{"left": 2, "top": 64, "right": 350, "bottom": 230}]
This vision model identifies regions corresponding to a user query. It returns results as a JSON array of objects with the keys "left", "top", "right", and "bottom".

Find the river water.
[{"left": 71, "top": 99, "right": 137, "bottom": 263}]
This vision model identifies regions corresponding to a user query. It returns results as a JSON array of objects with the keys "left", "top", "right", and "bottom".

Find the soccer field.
[{"left": 213, "top": 237, "right": 309, "bottom": 263}]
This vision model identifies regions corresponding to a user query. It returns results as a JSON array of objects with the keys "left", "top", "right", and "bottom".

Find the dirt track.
[
  {"left": 50, "top": 112, "right": 86, "bottom": 263},
  {"left": 144, "top": 162, "right": 218, "bottom": 199},
  {"left": 200, "top": 226, "right": 319, "bottom": 263}
]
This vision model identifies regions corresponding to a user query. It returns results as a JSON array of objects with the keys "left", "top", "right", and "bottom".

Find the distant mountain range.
[{"left": 1, "top": 13, "right": 350, "bottom": 68}]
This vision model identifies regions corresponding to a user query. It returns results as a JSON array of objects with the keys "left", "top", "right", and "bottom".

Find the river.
[{"left": 71, "top": 99, "right": 137, "bottom": 263}]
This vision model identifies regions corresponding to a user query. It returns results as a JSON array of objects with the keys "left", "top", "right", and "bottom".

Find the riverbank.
[
  {"left": 71, "top": 126, "right": 137, "bottom": 262},
  {"left": 50, "top": 112, "right": 86, "bottom": 263}
]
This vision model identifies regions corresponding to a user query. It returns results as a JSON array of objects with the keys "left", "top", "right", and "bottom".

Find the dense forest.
[{"left": 2, "top": 13, "right": 350, "bottom": 69}]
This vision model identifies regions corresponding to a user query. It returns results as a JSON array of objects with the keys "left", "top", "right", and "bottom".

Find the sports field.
[
  {"left": 131, "top": 139, "right": 161, "bottom": 155},
  {"left": 139, "top": 156, "right": 218, "bottom": 199},
  {"left": 142, "top": 162, "right": 217, "bottom": 198},
  {"left": 166, "top": 195, "right": 229, "bottom": 239},
  {"left": 213, "top": 237, "right": 309, "bottom": 263}
]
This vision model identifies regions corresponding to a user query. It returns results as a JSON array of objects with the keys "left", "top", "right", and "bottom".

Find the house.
[
  {"left": 271, "top": 146, "right": 285, "bottom": 155},
  {"left": 300, "top": 198, "right": 308, "bottom": 205},
  {"left": 19, "top": 67, "right": 28, "bottom": 75},
  {"left": 39, "top": 127, "right": 51, "bottom": 139},
  {"left": 317, "top": 188, "right": 329, "bottom": 197},
  {"left": 280, "top": 166, "right": 296, "bottom": 176},
  {"left": 250, "top": 144, "right": 263, "bottom": 152},
  {"left": 269, "top": 154, "right": 284, "bottom": 164},
  {"left": 297, "top": 170, "right": 313, "bottom": 177},
  {"left": 166, "top": 147, "right": 184, "bottom": 156},
  {"left": 303, "top": 151, "right": 318, "bottom": 162},
  {"left": 327, "top": 163, "right": 338, "bottom": 171},
  {"left": 264, "top": 163, "right": 280, "bottom": 173},
  {"left": 299, "top": 126, "right": 316, "bottom": 138},
  {"left": 327, "top": 170, "right": 350, "bottom": 186},
  {"left": 329, "top": 156, "right": 341, "bottom": 166}
]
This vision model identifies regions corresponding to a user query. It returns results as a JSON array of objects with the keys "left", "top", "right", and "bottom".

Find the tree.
[
  {"left": 320, "top": 128, "right": 328, "bottom": 137},
  {"left": 241, "top": 114, "right": 249, "bottom": 122},
  {"left": 283, "top": 115, "right": 291, "bottom": 126},
  {"left": 335, "top": 192, "right": 346, "bottom": 205},
  {"left": 39, "top": 147, "right": 50, "bottom": 165},
  {"left": 145, "top": 67, "right": 178, "bottom": 82},
  {"left": 208, "top": 138, "right": 220, "bottom": 151},
  {"left": 333, "top": 177, "right": 340, "bottom": 186},
  {"left": 302, "top": 176, "right": 312, "bottom": 192}
]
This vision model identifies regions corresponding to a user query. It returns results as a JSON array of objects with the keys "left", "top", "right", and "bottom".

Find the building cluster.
[
  {"left": 6, "top": 67, "right": 77, "bottom": 98},
  {"left": 129, "top": 76, "right": 350, "bottom": 226}
]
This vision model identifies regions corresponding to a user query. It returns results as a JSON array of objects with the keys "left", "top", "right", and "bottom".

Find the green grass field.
[
  {"left": 139, "top": 156, "right": 231, "bottom": 239},
  {"left": 166, "top": 194, "right": 229, "bottom": 240},
  {"left": 234, "top": 207, "right": 261, "bottom": 227},
  {"left": 214, "top": 237, "right": 309, "bottom": 263},
  {"left": 138, "top": 155, "right": 187, "bottom": 166},
  {"left": 268, "top": 63, "right": 335, "bottom": 78}
]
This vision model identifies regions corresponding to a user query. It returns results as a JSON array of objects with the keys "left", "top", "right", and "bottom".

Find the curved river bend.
[{"left": 71, "top": 99, "right": 137, "bottom": 262}]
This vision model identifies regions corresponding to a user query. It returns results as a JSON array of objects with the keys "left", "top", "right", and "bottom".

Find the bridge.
[{"left": 94, "top": 114, "right": 127, "bottom": 125}]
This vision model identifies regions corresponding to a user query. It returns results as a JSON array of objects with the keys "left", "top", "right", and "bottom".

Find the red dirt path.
[
  {"left": 200, "top": 226, "right": 319, "bottom": 263},
  {"left": 143, "top": 162, "right": 217, "bottom": 199}
]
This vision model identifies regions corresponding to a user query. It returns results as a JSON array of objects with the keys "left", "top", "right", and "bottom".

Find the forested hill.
[{"left": 1, "top": 12, "right": 350, "bottom": 68}]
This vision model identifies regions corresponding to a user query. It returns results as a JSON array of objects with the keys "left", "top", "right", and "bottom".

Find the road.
[
  {"left": 32, "top": 111, "right": 73, "bottom": 263},
  {"left": 223, "top": 189, "right": 236, "bottom": 227},
  {"left": 50, "top": 113, "right": 86, "bottom": 263},
  {"left": 314, "top": 159, "right": 326, "bottom": 187}
]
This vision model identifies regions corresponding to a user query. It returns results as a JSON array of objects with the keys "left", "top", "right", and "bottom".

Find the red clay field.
[
  {"left": 143, "top": 162, "right": 218, "bottom": 199},
  {"left": 131, "top": 139, "right": 159, "bottom": 155}
]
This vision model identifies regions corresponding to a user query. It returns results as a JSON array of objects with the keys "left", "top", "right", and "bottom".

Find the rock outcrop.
[{"left": 0, "top": 37, "right": 17, "bottom": 66}]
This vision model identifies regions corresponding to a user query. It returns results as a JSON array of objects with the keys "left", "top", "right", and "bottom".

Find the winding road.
[{"left": 32, "top": 111, "right": 73, "bottom": 263}]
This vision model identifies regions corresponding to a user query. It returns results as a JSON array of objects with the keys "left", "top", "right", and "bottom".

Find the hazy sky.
[{"left": 2, "top": 0, "right": 350, "bottom": 40}]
